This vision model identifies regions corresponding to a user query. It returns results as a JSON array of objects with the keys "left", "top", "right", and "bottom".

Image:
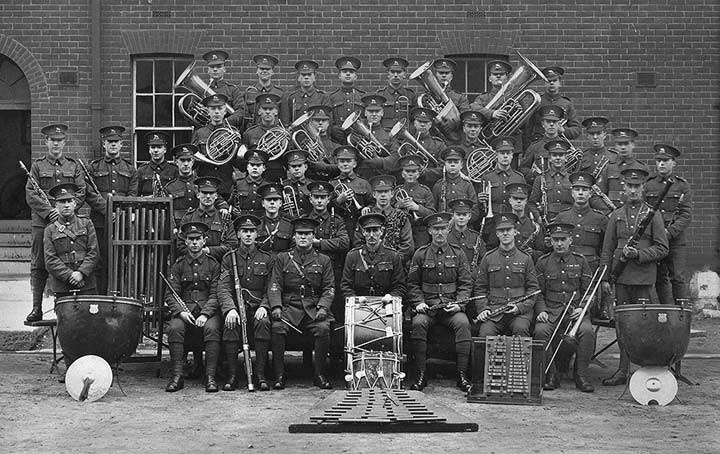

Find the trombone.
[{"left": 544, "top": 265, "right": 607, "bottom": 374}]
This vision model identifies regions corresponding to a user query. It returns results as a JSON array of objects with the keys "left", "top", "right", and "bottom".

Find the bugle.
[{"left": 174, "top": 61, "right": 236, "bottom": 127}]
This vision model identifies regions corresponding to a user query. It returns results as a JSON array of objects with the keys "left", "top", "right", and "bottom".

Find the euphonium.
[
  {"left": 258, "top": 112, "right": 313, "bottom": 161},
  {"left": 279, "top": 178, "right": 301, "bottom": 218},
  {"left": 174, "top": 62, "right": 236, "bottom": 127},
  {"left": 409, "top": 61, "right": 461, "bottom": 141},
  {"left": 203, "top": 124, "right": 242, "bottom": 165},
  {"left": 480, "top": 50, "right": 547, "bottom": 142},
  {"left": 389, "top": 119, "right": 440, "bottom": 173},
  {"left": 291, "top": 122, "right": 327, "bottom": 163},
  {"left": 342, "top": 111, "right": 389, "bottom": 159}
]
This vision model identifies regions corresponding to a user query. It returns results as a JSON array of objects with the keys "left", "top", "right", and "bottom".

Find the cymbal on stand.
[{"left": 65, "top": 355, "right": 113, "bottom": 402}]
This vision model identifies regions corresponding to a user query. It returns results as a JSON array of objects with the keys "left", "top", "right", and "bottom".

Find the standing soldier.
[
  {"left": 243, "top": 54, "right": 284, "bottom": 127},
  {"left": 354, "top": 175, "right": 414, "bottom": 264},
  {"left": 353, "top": 94, "right": 397, "bottom": 179},
  {"left": 600, "top": 167, "right": 669, "bottom": 386},
  {"left": 376, "top": 57, "right": 416, "bottom": 132},
  {"left": 177, "top": 177, "right": 237, "bottom": 262},
  {"left": 577, "top": 117, "right": 616, "bottom": 176},
  {"left": 268, "top": 217, "right": 336, "bottom": 390},
  {"left": 520, "top": 105, "right": 565, "bottom": 186},
  {"left": 329, "top": 56, "right": 365, "bottom": 142},
  {"left": 202, "top": 50, "right": 246, "bottom": 127},
  {"left": 136, "top": 131, "right": 178, "bottom": 196},
  {"left": 191, "top": 94, "right": 240, "bottom": 202},
  {"left": 430, "top": 58, "right": 470, "bottom": 112},
  {"left": 597, "top": 128, "right": 649, "bottom": 209},
  {"left": 524, "top": 66, "right": 582, "bottom": 148},
  {"left": 407, "top": 212, "right": 474, "bottom": 392},
  {"left": 241, "top": 93, "right": 285, "bottom": 183},
  {"left": 402, "top": 107, "right": 446, "bottom": 187},
  {"left": 25, "top": 124, "right": 86, "bottom": 322},
  {"left": 645, "top": 144, "right": 692, "bottom": 305},
  {"left": 280, "top": 60, "right": 331, "bottom": 125},
  {"left": 505, "top": 183, "right": 546, "bottom": 260},
  {"left": 395, "top": 155, "right": 436, "bottom": 247},
  {"left": 229, "top": 149, "right": 269, "bottom": 217},
  {"left": 533, "top": 222, "right": 595, "bottom": 392},
  {"left": 447, "top": 198, "right": 485, "bottom": 272},
  {"left": 255, "top": 182, "right": 294, "bottom": 254},
  {"left": 453, "top": 111, "right": 487, "bottom": 156},
  {"left": 474, "top": 213, "right": 540, "bottom": 338},
  {"left": 529, "top": 140, "right": 574, "bottom": 222},
  {"left": 330, "top": 145, "right": 372, "bottom": 239},
  {"left": 86, "top": 125, "right": 138, "bottom": 294},
  {"left": 216, "top": 214, "right": 274, "bottom": 391},
  {"left": 341, "top": 213, "right": 406, "bottom": 299},
  {"left": 281, "top": 150, "right": 313, "bottom": 218},
  {"left": 431, "top": 146, "right": 479, "bottom": 222},
  {"left": 164, "top": 222, "right": 223, "bottom": 393},
  {"left": 43, "top": 183, "right": 98, "bottom": 297}
]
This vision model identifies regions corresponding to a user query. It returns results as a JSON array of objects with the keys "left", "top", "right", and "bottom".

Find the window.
[
  {"left": 446, "top": 53, "right": 509, "bottom": 103},
  {"left": 133, "top": 55, "right": 195, "bottom": 163}
]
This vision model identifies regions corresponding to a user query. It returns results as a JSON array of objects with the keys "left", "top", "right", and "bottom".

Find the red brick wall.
[{"left": 1, "top": 0, "right": 718, "bottom": 260}]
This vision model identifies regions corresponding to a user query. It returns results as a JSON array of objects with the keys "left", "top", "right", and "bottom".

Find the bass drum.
[
  {"left": 615, "top": 303, "right": 691, "bottom": 367},
  {"left": 55, "top": 294, "right": 144, "bottom": 364}
]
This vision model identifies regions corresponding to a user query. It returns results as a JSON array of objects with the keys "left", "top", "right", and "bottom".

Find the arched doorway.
[{"left": 0, "top": 54, "right": 31, "bottom": 219}]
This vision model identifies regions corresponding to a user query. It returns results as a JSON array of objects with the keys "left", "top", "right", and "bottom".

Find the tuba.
[
  {"left": 257, "top": 112, "right": 313, "bottom": 161},
  {"left": 201, "top": 124, "right": 242, "bottom": 165},
  {"left": 480, "top": 50, "right": 547, "bottom": 142},
  {"left": 409, "top": 61, "right": 461, "bottom": 141},
  {"left": 342, "top": 111, "right": 390, "bottom": 159},
  {"left": 174, "top": 61, "right": 236, "bottom": 127},
  {"left": 389, "top": 119, "right": 440, "bottom": 173}
]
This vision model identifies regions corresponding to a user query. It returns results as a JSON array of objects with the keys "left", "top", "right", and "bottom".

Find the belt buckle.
[
  {"left": 300, "top": 285, "right": 305, "bottom": 298},
  {"left": 369, "top": 287, "right": 376, "bottom": 296}
]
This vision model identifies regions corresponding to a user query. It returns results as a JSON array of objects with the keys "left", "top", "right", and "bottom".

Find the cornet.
[
  {"left": 478, "top": 180, "right": 493, "bottom": 232},
  {"left": 332, "top": 181, "right": 362, "bottom": 212},
  {"left": 393, "top": 187, "right": 420, "bottom": 221},
  {"left": 279, "top": 178, "right": 301, "bottom": 218}
]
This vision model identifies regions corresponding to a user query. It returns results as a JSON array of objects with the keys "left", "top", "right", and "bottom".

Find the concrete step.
[
  {"left": 0, "top": 247, "right": 31, "bottom": 261},
  {"left": 0, "top": 232, "right": 32, "bottom": 246},
  {"left": 0, "top": 261, "right": 30, "bottom": 276},
  {"left": 0, "top": 220, "right": 31, "bottom": 233}
]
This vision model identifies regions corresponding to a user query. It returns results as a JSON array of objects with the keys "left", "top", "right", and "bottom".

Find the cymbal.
[
  {"left": 65, "top": 355, "right": 113, "bottom": 402},
  {"left": 628, "top": 367, "right": 678, "bottom": 406}
]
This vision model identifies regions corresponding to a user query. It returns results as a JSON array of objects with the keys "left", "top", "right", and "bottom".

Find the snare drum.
[{"left": 347, "top": 351, "right": 404, "bottom": 390}]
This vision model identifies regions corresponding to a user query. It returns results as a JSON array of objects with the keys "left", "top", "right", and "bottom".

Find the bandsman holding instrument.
[
  {"left": 597, "top": 128, "right": 649, "bottom": 209},
  {"left": 177, "top": 177, "right": 237, "bottom": 262},
  {"left": 431, "top": 146, "right": 479, "bottom": 221},
  {"left": 403, "top": 107, "right": 446, "bottom": 186},
  {"left": 395, "top": 155, "right": 436, "bottom": 247},
  {"left": 504, "top": 183, "right": 546, "bottom": 259},
  {"left": 329, "top": 145, "right": 372, "bottom": 239},
  {"left": 191, "top": 94, "right": 241, "bottom": 201},
  {"left": 353, "top": 94, "right": 397, "bottom": 179},
  {"left": 376, "top": 57, "right": 416, "bottom": 131},
  {"left": 24, "top": 124, "right": 86, "bottom": 322},
  {"left": 520, "top": 105, "right": 565, "bottom": 186},
  {"left": 430, "top": 58, "right": 470, "bottom": 113},
  {"left": 329, "top": 56, "right": 365, "bottom": 142},
  {"left": 644, "top": 144, "right": 692, "bottom": 306},
  {"left": 255, "top": 182, "right": 294, "bottom": 254},
  {"left": 164, "top": 222, "right": 223, "bottom": 393},
  {"left": 280, "top": 60, "right": 331, "bottom": 125},
  {"left": 533, "top": 222, "right": 595, "bottom": 392},
  {"left": 524, "top": 66, "right": 582, "bottom": 147},
  {"left": 86, "top": 125, "right": 138, "bottom": 294},
  {"left": 577, "top": 117, "right": 616, "bottom": 175},
  {"left": 600, "top": 167, "right": 669, "bottom": 386},
  {"left": 229, "top": 149, "right": 269, "bottom": 218},
  {"left": 242, "top": 94, "right": 284, "bottom": 150},
  {"left": 241, "top": 94, "right": 286, "bottom": 183},
  {"left": 407, "top": 212, "right": 474, "bottom": 392},
  {"left": 217, "top": 214, "right": 275, "bottom": 391},
  {"left": 453, "top": 111, "right": 488, "bottom": 155},
  {"left": 353, "top": 175, "right": 414, "bottom": 264},
  {"left": 43, "top": 183, "right": 98, "bottom": 297},
  {"left": 529, "top": 139, "right": 574, "bottom": 221},
  {"left": 282, "top": 150, "right": 313, "bottom": 217},
  {"left": 268, "top": 217, "right": 336, "bottom": 390},
  {"left": 136, "top": 131, "right": 178, "bottom": 197},
  {"left": 474, "top": 213, "right": 540, "bottom": 338},
  {"left": 447, "top": 198, "right": 485, "bottom": 271},
  {"left": 202, "top": 50, "right": 246, "bottom": 126},
  {"left": 243, "top": 54, "right": 285, "bottom": 127},
  {"left": 341, "top": 213, "right": 406, "bottom": 298}
]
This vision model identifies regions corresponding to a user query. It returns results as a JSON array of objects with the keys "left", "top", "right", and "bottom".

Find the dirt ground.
[{"left": 1, "top": 318, "right": 719, "bottom": 454}]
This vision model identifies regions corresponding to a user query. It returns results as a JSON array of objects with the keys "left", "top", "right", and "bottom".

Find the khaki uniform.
[
  {"left": 177, "top": 206, "right": 238, "bottom": 262},
  {"left": 43, "top": 215, "right": 99, "bottom": 295},
  {"left": 136, "top": 160, "right": 178, "bottom": 196}
]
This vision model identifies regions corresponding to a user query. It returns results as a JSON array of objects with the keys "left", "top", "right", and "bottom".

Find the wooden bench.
[{"left": 24, "top": 319, "right": 63, "bottom": 374}]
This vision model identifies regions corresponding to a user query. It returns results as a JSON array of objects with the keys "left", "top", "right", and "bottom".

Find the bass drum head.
[{"left": 628, "top": 367, "right": 678, "bottom": 406}]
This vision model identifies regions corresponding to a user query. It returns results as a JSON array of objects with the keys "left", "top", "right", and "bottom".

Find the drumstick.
[{"left": 280, "top": 317, "right": 303, "bottom": 334}]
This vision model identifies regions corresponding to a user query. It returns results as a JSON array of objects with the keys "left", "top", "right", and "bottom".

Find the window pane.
[
  {"left": 452, "top": 60, "right": 467, "bottom": 94},
  {"left": 468, "top": 61, "right": 487, "bottom": 94},
  {"left": 136, "top": 61, "right": 153, "bottom": 93},
  {"left": 136, "top": 95, "right": 153, "bottom": 126},
  {"left": 175, "top": 59, "right": 192, "bottom": 81},
  {"left": 155, "top": 95, "right": 173, "bottom": 127},
  {"left": 172, "top": 130, "right": 193, "bottom": 149},
  {"left": 155, "top": 60, "right": 173, "bottom": 93},
  {"left": 174, "top": 94, "right": 193, "bottom": 127},
  {"left": 136, "top": 133, "right": 151, "bottom": 162}
]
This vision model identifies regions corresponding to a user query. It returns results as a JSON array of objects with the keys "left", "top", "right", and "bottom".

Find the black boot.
[
  {"left": 544, "top": 363, "right": 560, "bottom": 391},
  {"left": 313, "top": 336, "right": 331, "bottom": 389},
  {"left": 188, "top": 349, "right": 203, "bottom": 379},
  {"left": 575, "top": 375, "right": 595, "bottom": 393},
  {"left": 205, "top": 341, "right": 220, "bottom": 393},
  {"left": 26, "top": 273, "right": 45, "bottom": 322},
  {"left": 313, "top": 374, "right": 332, "bottom": 389},
  {"left": 602, "top": 349, "right": 629, "bottom": 386},
  {"left": 255, "top": 339, "right": 270, "bottom": 391},
  {"left": 272, "top": 334, "right": 286, "bottom": 390},
  {"left": 166, "top": 343, "right": 185, "bottom": 392},
  {"left": 223, "top": 342, "right": 239, "bottom": 391},
  {"left": 410, "top": 369, "right": 427, "bottom": 391},
  {"left": 456, "top": 370, "right": 472, "bottom": 393}
]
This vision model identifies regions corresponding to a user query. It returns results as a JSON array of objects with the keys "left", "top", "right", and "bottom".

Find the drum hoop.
[{"left": 55, "top": 294, "right": 143, "bottom": 308}]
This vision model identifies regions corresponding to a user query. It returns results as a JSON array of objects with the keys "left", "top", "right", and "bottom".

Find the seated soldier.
[
  {"left": 164, "top": 222, "right": 223, "bottom": 393},
  {"left": 407, "top": 212, "right": 474, "bottom": 392},
  {"left": 268, "top": 217, "right": 336, "bottom": 390},
  {"left": 474, "top": 213, "right": 540, "bottom": 337},
  {"left": 216, "top": 214, "right": 274, "bottom": 391},
  {"left": 533, "top": 222, "right": 596, "bottom": 393}
]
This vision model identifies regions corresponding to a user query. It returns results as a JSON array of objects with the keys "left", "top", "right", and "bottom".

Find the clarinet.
[
  {"left": 19, "top": 161, "right": 52, "bottom": 208},
  {"left": 440, "top": 166, "right": 448, "bottom": 211}
]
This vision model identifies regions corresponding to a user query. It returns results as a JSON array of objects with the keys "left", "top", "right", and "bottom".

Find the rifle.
[
  {"left": 19, "top": 161, "right": 53, "bottom": 208},
  {"left": 609, "top": 179, "right": 673, "bottom": 284},
  {"left": 473, "top": 289, "right": 542, "bottom": 322},
  {"left": 230, "top": 252, "right": 255, "bottom": 392},
  {"left": 159, "top": 271, "right": 195, "bottom": 325},
  {"left": 78, "top": 158, "right": 100, "bottom": 195}
]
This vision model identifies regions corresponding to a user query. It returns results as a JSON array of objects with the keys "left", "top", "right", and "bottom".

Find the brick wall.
[{"left": 0, "top": 0, "right": 718, "bottom": 260}]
